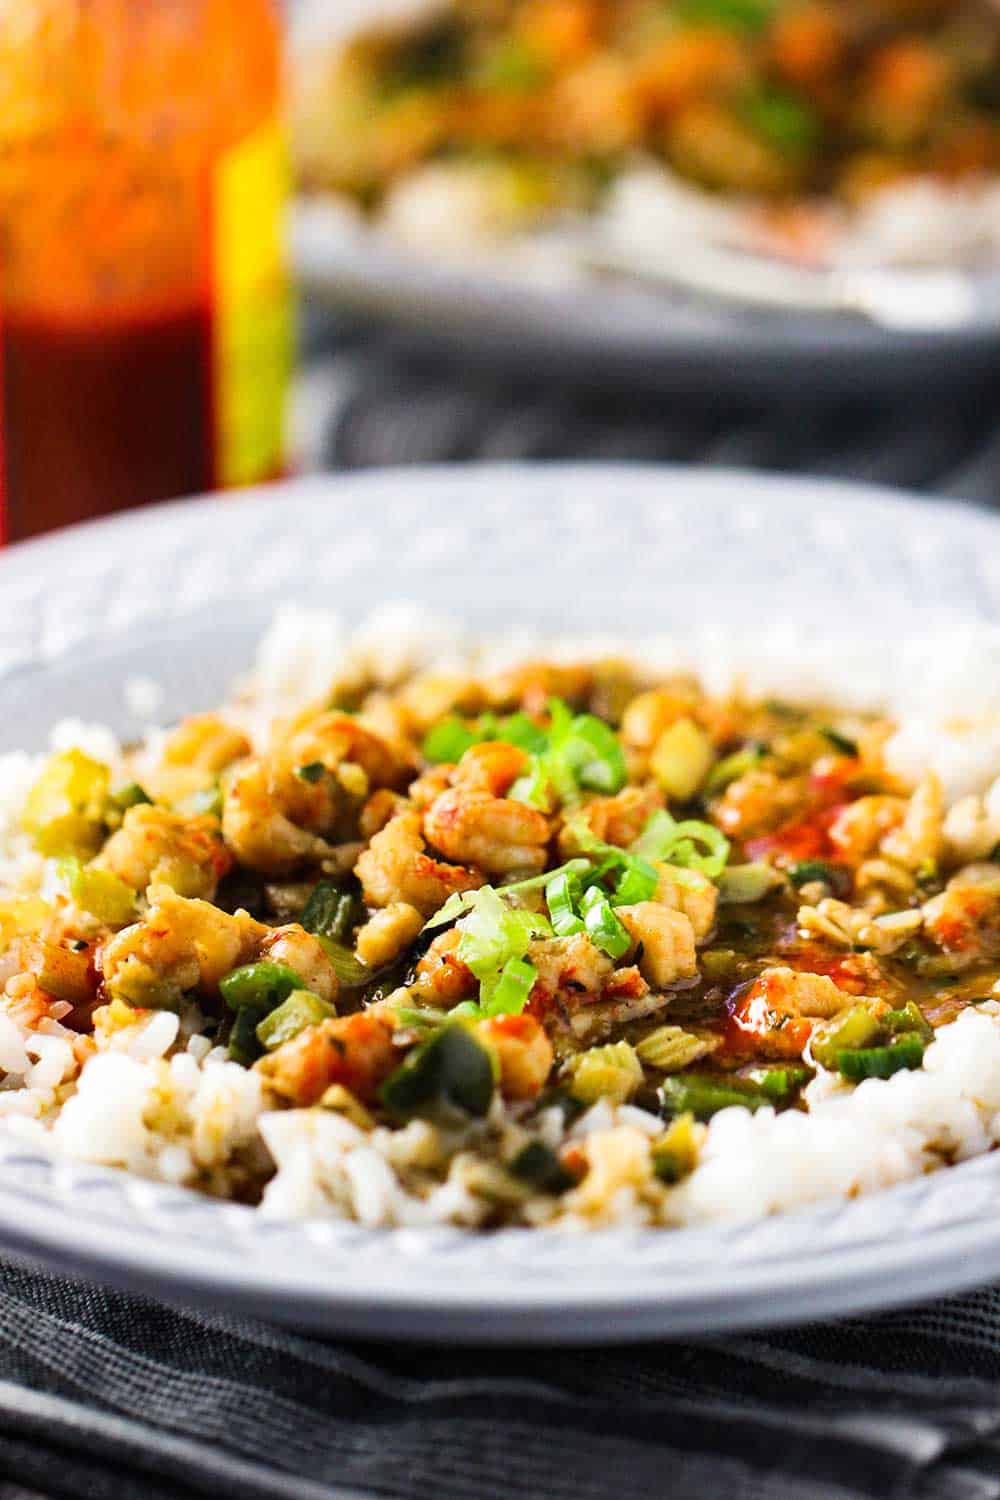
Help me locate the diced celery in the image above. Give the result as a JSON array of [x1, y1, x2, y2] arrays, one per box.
[[22, 750, 111, 858], [650, 718, 714, 801], [718, 863, 783, 904], [651, 1113, 701, 1183], [18, 937, 93, 1006], [65, 860, 137, 927], [567, 1041, 643, 1105], [635, 1025, 717, 1072]]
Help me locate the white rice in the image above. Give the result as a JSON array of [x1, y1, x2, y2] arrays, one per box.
[[3, 606, 1000, 1230], [601, 164, 1000, 272]]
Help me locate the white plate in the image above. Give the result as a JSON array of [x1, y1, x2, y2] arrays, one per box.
[[293, 205, 1000, 397], [5, 464, 1000, 1342]]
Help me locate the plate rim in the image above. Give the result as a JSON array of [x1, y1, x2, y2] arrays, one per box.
[[3, 461, 1000, 1339], [292, 202, 1000, 391]]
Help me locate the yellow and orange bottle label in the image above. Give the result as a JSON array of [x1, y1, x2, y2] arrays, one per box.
[[209, 118, 293, 490]]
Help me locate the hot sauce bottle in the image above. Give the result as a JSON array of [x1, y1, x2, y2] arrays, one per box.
[[0, 0, 291, 542]]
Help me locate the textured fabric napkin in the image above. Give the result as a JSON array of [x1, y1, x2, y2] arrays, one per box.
[[6, 325, 1000, 1500], [295, 315, 1000, 507], [3, 1256, 1000, 1500]]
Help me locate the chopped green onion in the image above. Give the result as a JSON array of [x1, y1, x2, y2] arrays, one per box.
[[613, 859, 659, 906], [583, 894, 631, 959], [256, 989, 336, 1050], [295, 761, 327, 785], [632, 810, 730, 881], [499, 713, 549, 756], [422, 709, 546, 766], [457, 888, 549, 982], [220, 961, 304, 1013], [422, 717, 479, 764], [504, 860, 589, 896], [561, 713, 627, 794], [62, 859, 137, 927], [482, 956, 537, 1017], [545, 869, 585, 936], [579, 883, 605, 916], [424, 888, 483, 931], [301, 880, 359, 944], [380, 1024, 495, 1122], [424, 862, 588, 932], [508, 699, 626, 809], [509, 758, 557, 810]]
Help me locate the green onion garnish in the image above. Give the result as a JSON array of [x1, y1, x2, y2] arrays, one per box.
[[545, 869, 585, 936], [632, 810, 730, 881], [561, 714, 627, 793], [422, 717, 480, 764], [499, 713, 549, 756], [424, 859, 589, 930], [613, 860, 659, 906], [583, 894, 631, 960], [483, 956, 538, 1016]]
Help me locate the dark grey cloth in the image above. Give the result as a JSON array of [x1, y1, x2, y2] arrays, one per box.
[[298, 316, 1000, 506], [8, 324, 1000, 1500], [5, 1257, 1000, 1500]]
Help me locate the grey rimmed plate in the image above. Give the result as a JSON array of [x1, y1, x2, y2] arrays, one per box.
[[4, 464, 1000, 1342], [293, 206, 1000, 398]]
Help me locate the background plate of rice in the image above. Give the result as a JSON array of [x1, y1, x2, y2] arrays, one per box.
[[6, 464, 1000, 1341]]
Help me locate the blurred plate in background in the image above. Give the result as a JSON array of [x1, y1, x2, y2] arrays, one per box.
[[294, 202, 1000, 398]]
